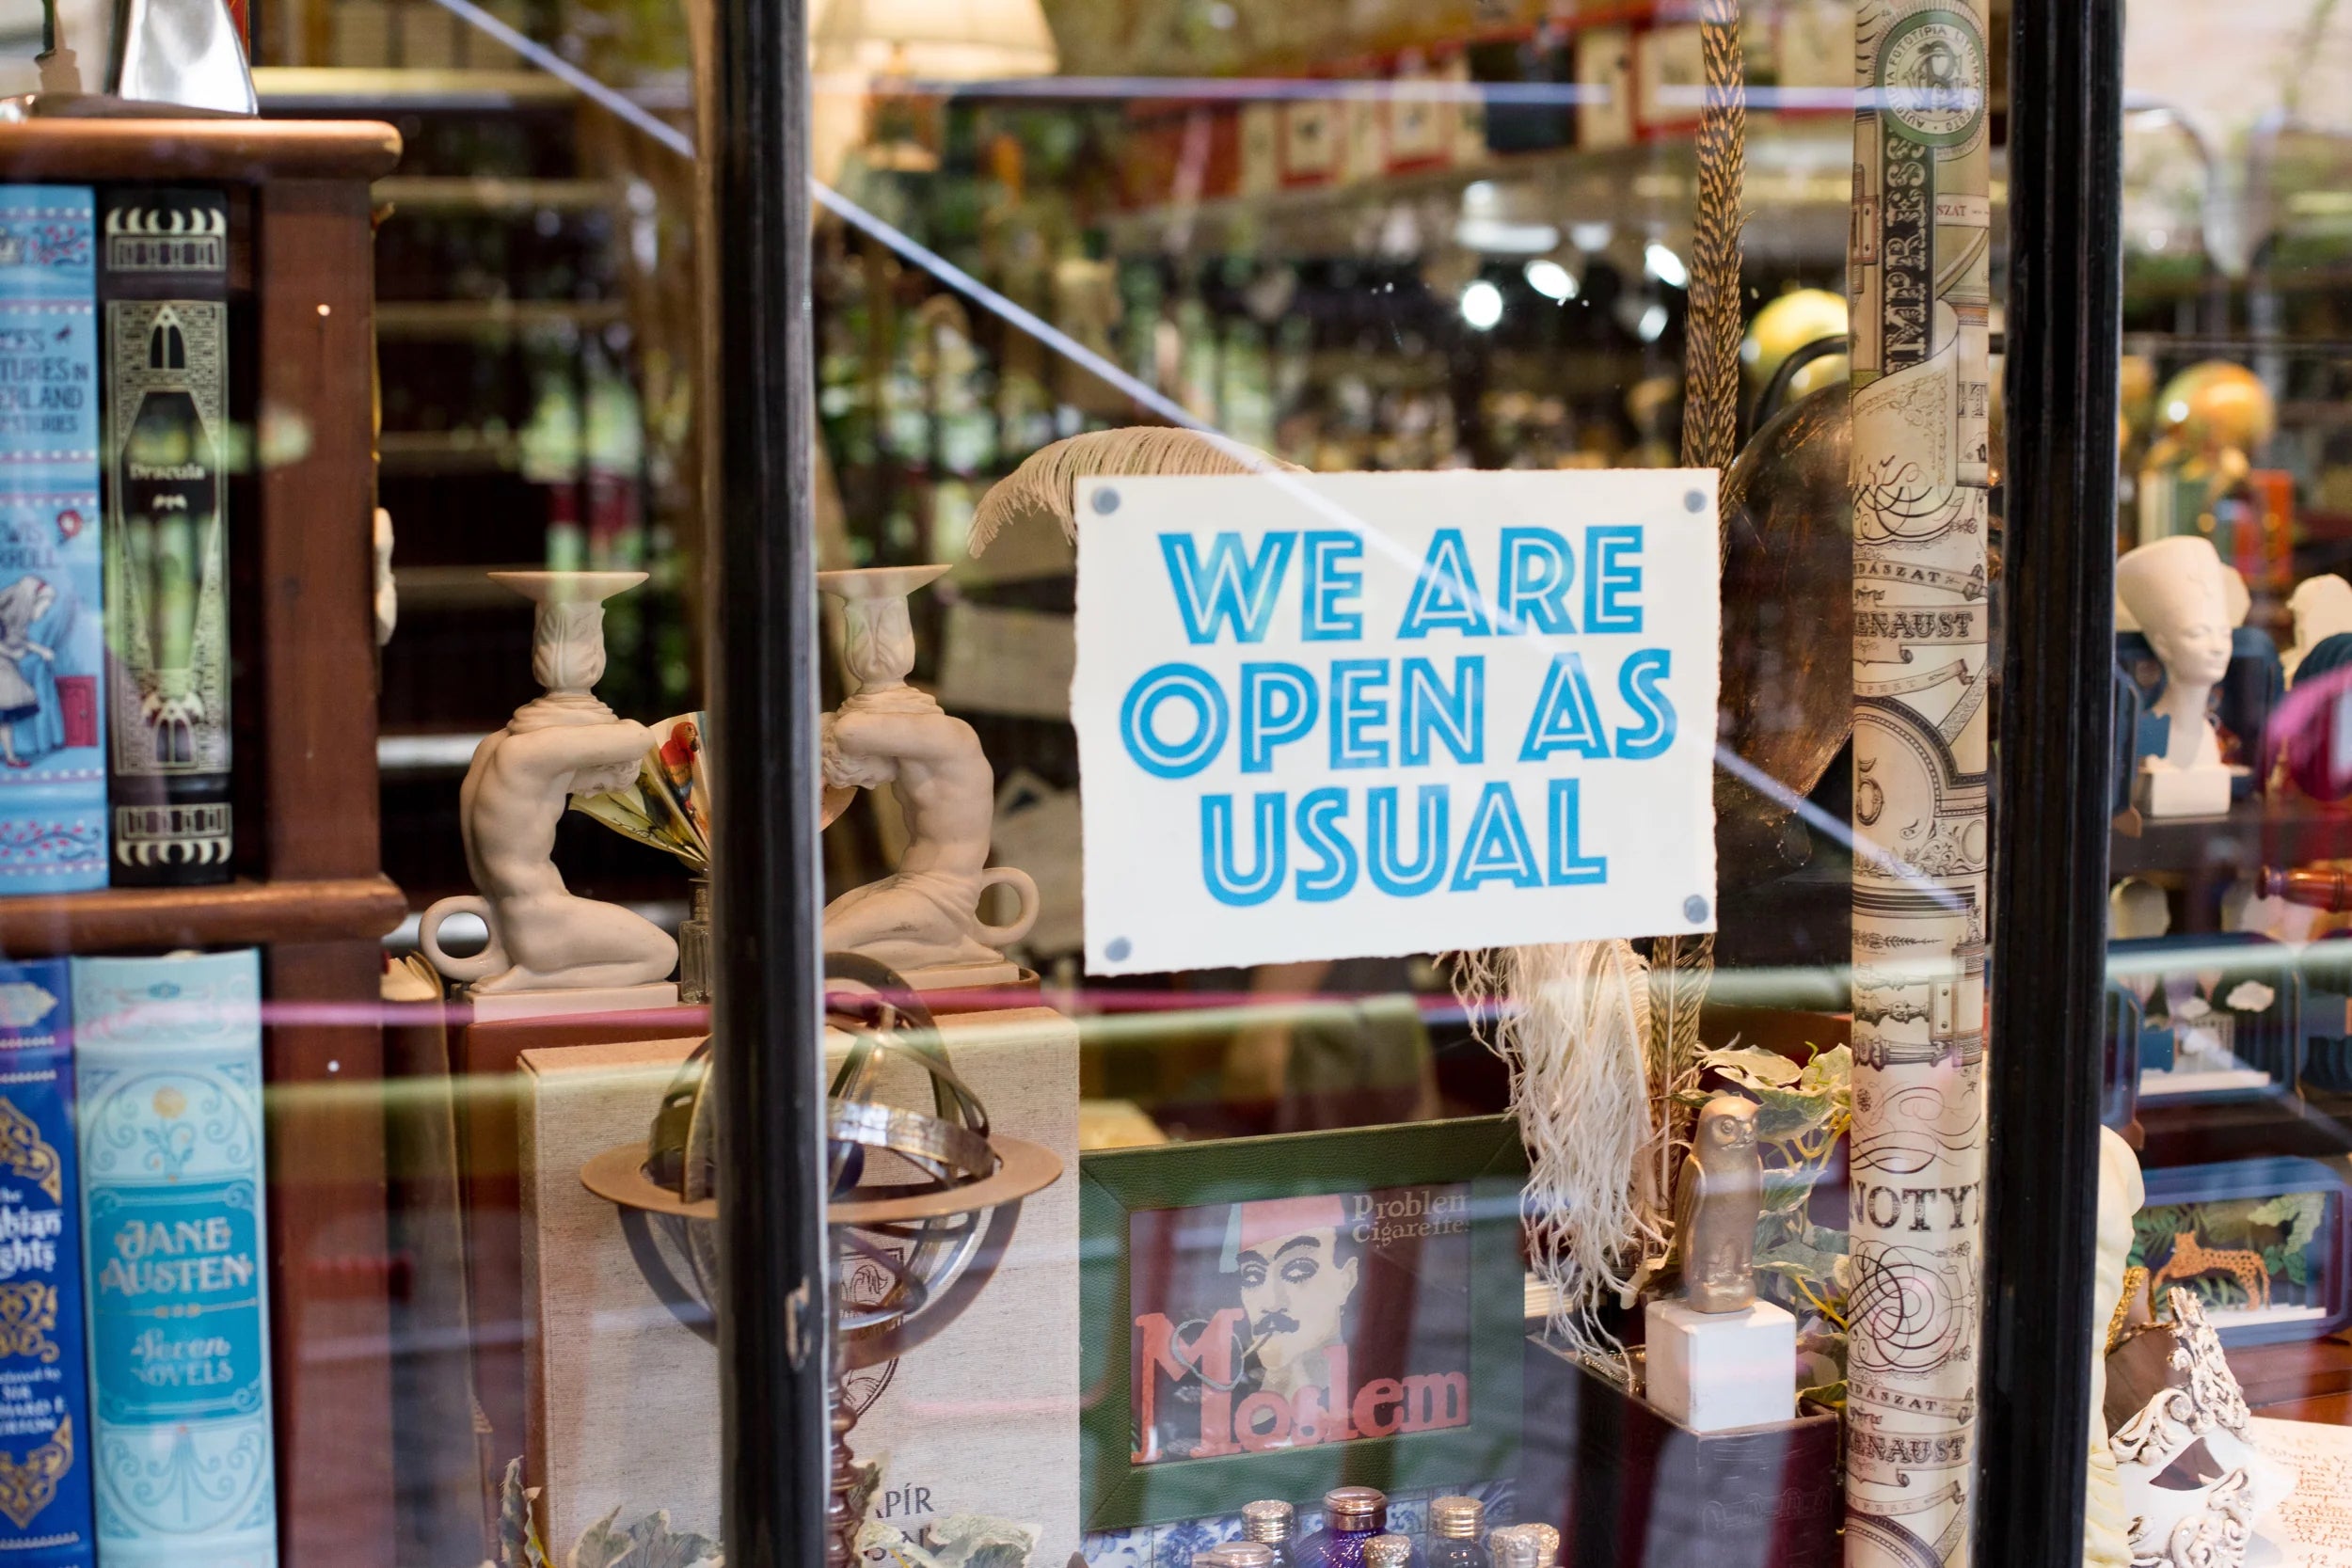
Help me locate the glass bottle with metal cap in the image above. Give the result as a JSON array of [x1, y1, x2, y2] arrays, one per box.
[[1427, 1495, 1489, 1566], [1297, 1486, 1390, 1567], [1240, 1498, 1297, 1568], [1486, 1528, 1535, 1568], [1207, 1545, 1279, 1568], [1518, 1524, 1560, 1568]]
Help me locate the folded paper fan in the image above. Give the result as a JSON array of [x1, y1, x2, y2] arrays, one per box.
[[572, 711, 711, 871]]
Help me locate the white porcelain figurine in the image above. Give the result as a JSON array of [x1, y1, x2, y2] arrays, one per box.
[[819, 564, 1038, 983], [2117, 536, 2242, 818], [419, 572, 679, 1005], [2085, 1127, 2144, 1568], [2284, 573, 2352, 685]]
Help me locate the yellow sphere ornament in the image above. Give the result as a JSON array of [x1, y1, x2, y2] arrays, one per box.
[[2153, 360, 2276, 453], [1743, 287, 1850, 404]]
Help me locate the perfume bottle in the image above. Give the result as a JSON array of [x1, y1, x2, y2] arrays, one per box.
[[1209, 1547, 1279, 1568], [1298, 1488, 1390, 1567], [1241, 1499, 1298, 1568], [1487, 1528, 1535, 1568], [1428, 1496, 1489, 1567]]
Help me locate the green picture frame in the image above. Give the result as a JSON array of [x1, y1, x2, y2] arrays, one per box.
[[1079, 1115, 1527, 1530]]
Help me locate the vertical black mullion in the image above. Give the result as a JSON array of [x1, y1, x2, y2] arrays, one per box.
[[709, 0, 827, 1559], [1979, 0, 2122, 1558]]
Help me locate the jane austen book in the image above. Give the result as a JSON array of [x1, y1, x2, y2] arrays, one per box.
[[72, 951, 273, 1567], [0, 958, 94, 1566], [99, 189, 231, 885], [0, 186, 107, 894]]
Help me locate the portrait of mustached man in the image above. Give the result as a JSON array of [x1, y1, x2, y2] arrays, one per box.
[[1229, 1195, 1361, 1406]]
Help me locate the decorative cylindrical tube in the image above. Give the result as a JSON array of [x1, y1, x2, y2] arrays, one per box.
[[2262, 865, 2352, 911], [1845, 2, 1994, 1564]]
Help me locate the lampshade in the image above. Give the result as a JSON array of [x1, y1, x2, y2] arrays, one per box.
[[811, 0, 1058, 80]]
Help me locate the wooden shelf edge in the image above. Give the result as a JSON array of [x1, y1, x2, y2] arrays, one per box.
[[0, 118, 402, 182], [0, 875, 405, 957]]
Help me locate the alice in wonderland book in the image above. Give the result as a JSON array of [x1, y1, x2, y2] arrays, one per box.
[[0, 186, 106, 894]]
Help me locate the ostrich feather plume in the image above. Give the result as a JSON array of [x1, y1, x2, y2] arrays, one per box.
[[1455, 939, 1658, 1370], [967, 427, 1305, 555]]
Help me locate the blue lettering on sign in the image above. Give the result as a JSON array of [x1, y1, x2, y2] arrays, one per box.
[[1120, 516, 1680, 916], [1615, 649, 1677, 759], [1121, 663, 1229, 778], [1399, 657, 1484, 766], [1584, 525, 1644, 633], [1519, 652, 1611, 761], [1396, 529, 1493, 639], [1160, 531, 1297, 643], [1294, 787, 1359, 901], [1201, 793, 1286, 905], [1546, 779, 1609, 884], [1451, 781, 1543, 890], [1240, 662, 1319, 772], [1300, 531, 1365, 641], [1329, 659, 1391, 768], [1368, 785, 1449, 895], [1496, 528, 1576, 633]]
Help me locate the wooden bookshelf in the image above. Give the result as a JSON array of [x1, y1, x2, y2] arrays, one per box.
[[0, 118, 405, 1568], [0, 875, 405, 954]]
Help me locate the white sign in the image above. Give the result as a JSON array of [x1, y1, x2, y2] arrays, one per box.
[[1072, 470, 1720, 975]]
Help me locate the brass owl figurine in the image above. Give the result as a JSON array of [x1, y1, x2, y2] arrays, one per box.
[[1676, 1095, 1763, 1313]]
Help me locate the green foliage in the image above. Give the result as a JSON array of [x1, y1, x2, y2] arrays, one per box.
[[490, 1456, 723, 1568], [567, 1510, 723, 1568], [2249, 1192, 2326, 1255], [495, 1458, 550, 1568], [859, 1515, 1040, 1568]]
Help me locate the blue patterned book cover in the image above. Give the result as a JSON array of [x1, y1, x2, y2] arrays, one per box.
[[0, 958, 92, 1566], [71, 951, 271, 1568], [0, 188, 104, 893]]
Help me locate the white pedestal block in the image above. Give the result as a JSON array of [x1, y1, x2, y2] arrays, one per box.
[[520, 1006, 1080, 1562], [466, 980, 680, 1022], [1644, 1298, 1796, 1433], [2136, 762, 2233, 819]]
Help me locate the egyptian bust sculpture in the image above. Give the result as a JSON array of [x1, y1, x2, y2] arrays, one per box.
[[818, 565, 1038, 978], [420, 572, 678, 994], [2117, 536, 2239, 818], [1676, 1095, 1762, 1313]]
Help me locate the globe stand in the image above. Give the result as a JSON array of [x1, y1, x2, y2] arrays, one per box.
[[579, 958, 1061, 1566]]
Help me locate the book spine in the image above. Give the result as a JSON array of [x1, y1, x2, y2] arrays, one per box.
[[0, 958, 94, 1567], [71, 951, 273, 1568], [0, 188, 106, 895], [98, 189, 232, 887]]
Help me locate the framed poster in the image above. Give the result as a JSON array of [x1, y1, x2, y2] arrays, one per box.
[[1079, 1116, 1525, 1529]]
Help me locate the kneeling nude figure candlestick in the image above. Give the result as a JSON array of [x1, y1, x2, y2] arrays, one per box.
[[818, 564, 1039, 981], [419, 570, 679, 999]]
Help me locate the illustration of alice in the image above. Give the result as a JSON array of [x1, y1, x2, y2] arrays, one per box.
[[0, 576, 60, 769]]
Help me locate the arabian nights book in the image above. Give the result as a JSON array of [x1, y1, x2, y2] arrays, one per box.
[[72, 951, 273, 1568], [99, 188, 231, 886], [0, 958, 94, 1566], [0, 186, 107, 894]]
